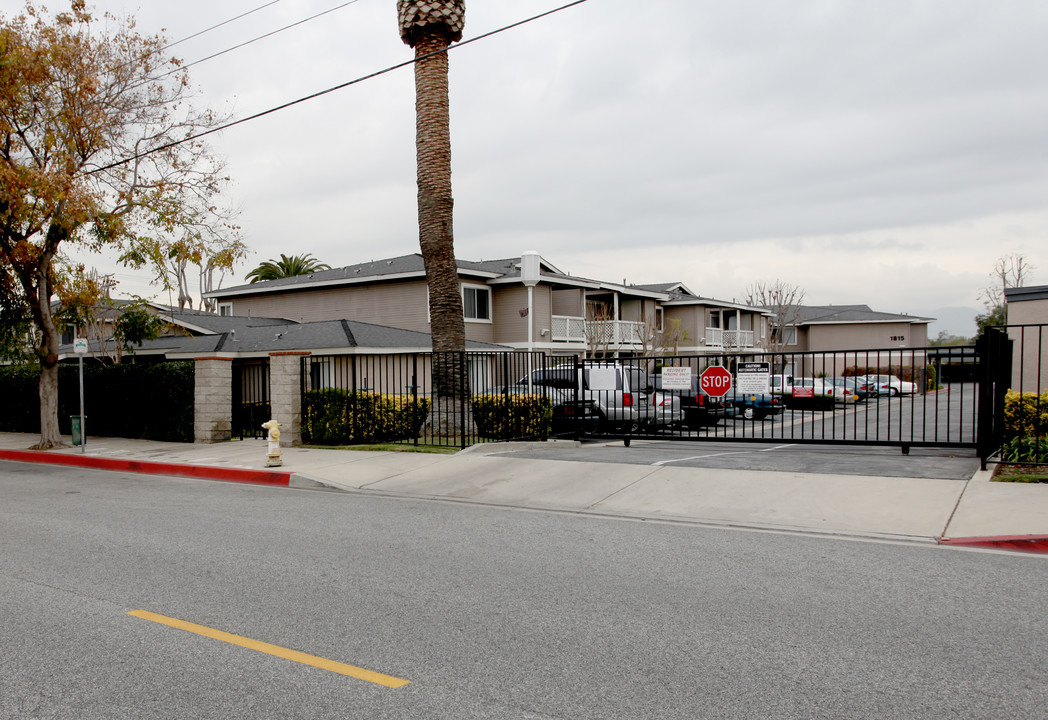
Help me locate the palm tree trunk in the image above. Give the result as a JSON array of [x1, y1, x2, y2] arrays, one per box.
[[413, 33, 464, 356], [412, 32, 470, 439]]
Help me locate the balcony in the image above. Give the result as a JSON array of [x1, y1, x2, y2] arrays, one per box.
[[706, 328, 755, 348], [551, 315, 647, 346]]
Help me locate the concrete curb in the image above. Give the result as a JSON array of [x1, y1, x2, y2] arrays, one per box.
[[937, 535, 1048, 555], [0, 449, 292, 487]]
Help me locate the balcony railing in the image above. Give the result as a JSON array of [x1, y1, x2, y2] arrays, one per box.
[[706, 328, 755, 348], [552, 315, 587, 342], [551, 316, 647, 346]]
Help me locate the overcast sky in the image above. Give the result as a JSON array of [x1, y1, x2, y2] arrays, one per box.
[[7, 0, 1048, 336]]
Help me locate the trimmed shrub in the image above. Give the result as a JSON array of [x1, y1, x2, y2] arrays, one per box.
[[471, 393, 552, 440], [1002, 390, 1048, 464], [1003, 390, 1048, 440], [302, 389, 430, 445]]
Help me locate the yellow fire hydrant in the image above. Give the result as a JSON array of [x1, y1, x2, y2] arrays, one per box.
[[261, 420, 282, 467]]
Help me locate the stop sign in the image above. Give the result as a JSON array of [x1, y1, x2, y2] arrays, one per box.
[[700, 366, 733, 397]]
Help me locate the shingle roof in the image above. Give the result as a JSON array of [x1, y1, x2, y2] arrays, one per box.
[[788, 305, 933, 324], [57, 315, 508, 359]]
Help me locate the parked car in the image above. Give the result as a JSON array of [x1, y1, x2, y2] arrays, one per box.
[[862, 374, 917, 396], [723, 388, 784, 420], [652, 374, 731, 429], [519, 363, 682, 430], [849, 376, 879, 398], [792, 377, 835, 397], [826, 377, 868, 403]]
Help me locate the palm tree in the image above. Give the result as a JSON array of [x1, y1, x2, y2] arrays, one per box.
[[246, 253, 331, 283], [398, 0, 469, 436], [398, 0, 466, 354]]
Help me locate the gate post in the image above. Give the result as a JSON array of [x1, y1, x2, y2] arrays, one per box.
[[976, 327, 1012, 469], [194, 356, 233, 443], [269, 352, 310, 447]]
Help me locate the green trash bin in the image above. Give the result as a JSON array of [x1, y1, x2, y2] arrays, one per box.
[[71, 415, 83, 446]]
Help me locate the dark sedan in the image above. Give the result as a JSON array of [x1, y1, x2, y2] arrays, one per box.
[[723, 388, 784, 420]]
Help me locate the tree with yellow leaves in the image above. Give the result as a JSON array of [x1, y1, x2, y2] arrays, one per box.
[[0, 1, 242, 448]]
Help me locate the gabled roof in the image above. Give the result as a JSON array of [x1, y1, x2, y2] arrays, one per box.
[[787, 304, 934, 325], [632, 283, 768, 313]]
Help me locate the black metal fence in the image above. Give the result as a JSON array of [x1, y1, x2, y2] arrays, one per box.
[[294, 331, 1044, 464], [989, 324, 1047, 466], [300, 351, 559, 448], [573, 345, 980, 453]]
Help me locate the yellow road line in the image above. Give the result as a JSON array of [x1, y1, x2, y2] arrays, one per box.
[[127, 610, 410, 689]]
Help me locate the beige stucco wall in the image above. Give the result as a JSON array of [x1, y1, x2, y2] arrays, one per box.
[[492, 284, 551, 346], [552, 288, 583, 317], [1007, 297, 1048, 392], [225, 281, 432, 331], [806, 322, 930, 351]]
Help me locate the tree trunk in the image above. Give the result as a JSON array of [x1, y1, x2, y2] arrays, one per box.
[[413, 33, 464, 357], [412, 32, 470, 438], [28, 233, 66, 449]]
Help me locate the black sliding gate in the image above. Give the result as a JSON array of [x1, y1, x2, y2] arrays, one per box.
[[296, 327, 1038, 466]]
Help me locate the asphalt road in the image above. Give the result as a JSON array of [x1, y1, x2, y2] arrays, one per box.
[[2, 462, 1045, 719]]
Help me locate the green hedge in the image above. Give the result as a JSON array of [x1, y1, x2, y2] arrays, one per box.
[[0, 362, 194, 442], [301, 390, 554, 444], [302, 389, 430, 445], [471, 393, 552, 440]]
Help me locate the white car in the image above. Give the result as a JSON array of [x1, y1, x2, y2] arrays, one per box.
[[864, 374, 917, 396]]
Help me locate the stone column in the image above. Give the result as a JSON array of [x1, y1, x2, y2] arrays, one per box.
[[269, 352, 310, 447], [194, 357, 233, 443]]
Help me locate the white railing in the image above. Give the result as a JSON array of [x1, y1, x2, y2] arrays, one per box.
[[552, 315, 587, 342], [587, 320, 647, 347], [706, 328, 755, 348], [552, 316, 648, 347]]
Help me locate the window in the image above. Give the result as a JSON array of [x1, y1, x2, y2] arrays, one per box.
[[218, 302, 233, 317], [655, 307, 664, 333], [462, 285, 491, 322], [771, 326, 797, 345]]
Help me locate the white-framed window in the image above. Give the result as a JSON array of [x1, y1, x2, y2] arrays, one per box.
[[462, 284, 491, 323], [655, 307, 664, 333], [218, 302, 233, 317]]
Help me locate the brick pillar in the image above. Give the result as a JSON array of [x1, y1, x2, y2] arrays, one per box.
[[194, 357, 233, 443], [269, 352, 310, 447]]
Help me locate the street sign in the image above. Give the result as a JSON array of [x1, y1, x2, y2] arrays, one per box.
[[700, 366, 732, 397], [736, 362, 771, 394], [660, 366, 692, 390], [74, 337, 88, 354]]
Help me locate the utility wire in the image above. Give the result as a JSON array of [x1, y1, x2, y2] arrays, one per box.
[[161, 0, 286, 52], [149, 0, 363, 84], [89, 0, 588, 175]]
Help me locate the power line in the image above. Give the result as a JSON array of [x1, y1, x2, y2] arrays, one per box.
[[162, 0, 286, 52], [89, 0, 588, 176], [150, 0, 364, 83]]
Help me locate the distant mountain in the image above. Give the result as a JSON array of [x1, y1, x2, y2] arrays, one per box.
[[922, 306, 979, 340]]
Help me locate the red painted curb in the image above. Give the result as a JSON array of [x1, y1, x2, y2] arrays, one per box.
[[938, 536, 1048, 555], [0, 449, 291, 487]]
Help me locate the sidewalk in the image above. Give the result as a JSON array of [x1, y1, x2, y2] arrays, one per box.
[[2, 432, 1047, 554]]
